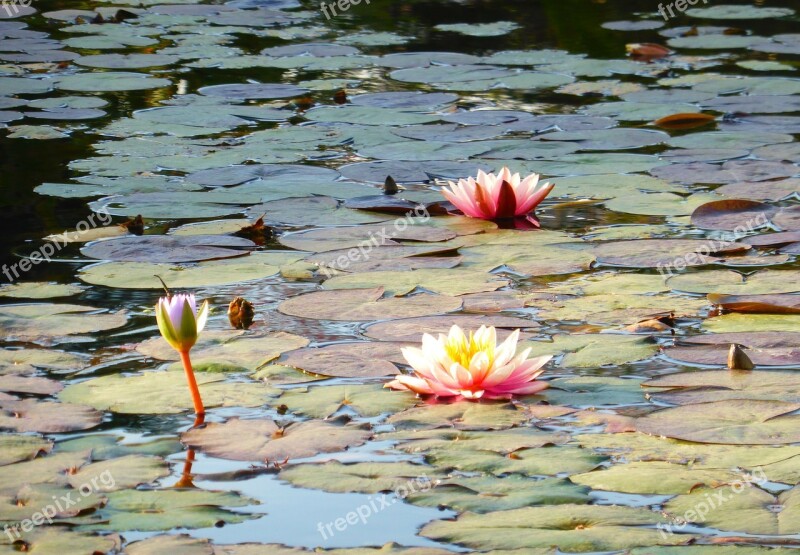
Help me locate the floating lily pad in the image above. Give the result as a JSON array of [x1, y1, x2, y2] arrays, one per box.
[[409, 475, 588, 513], [667, 270, 800, 295], [435, 22, 520, 37], [182, 417, 372, 461], [0, 434, 52, 466], [56, 72, 171, 92], [686, 5, 795, 19], [278, 287, 462, 321], [644, 370, 800, 405], [79, 252, 298, 289], [278, 383, 416, 418], [572, 461, 744, 495], [363, 314, 537, 342], [420, 504, 682, 551], [282, 343, 401, 378], [387, 402, 529, 431], [0, 304, 126, 344], [59, 371, 279, 414], [523, 335, 659, 368], [80, 235, 254, 263], [0, 399, 101, 433], [78, 489, 256, 532], [636, 400, 800, 444], [0, 282, 85, 299], [279, 461, 434, 493], [664, 485, 800, 535]]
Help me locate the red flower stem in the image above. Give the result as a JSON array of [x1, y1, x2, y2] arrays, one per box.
[[180, 350, 205, 416]]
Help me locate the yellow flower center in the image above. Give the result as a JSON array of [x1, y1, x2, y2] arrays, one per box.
[[444, 331, 495, 370]]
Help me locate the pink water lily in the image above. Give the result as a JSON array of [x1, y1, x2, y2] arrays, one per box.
[[441, 167, 554, 222], [386, 325, 550, 400]]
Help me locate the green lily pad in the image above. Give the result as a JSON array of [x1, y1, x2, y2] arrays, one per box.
[[0, 282, 85, 299], [59, 371, 279, 414], [435, 21, 520, 37], [522, 335, 659, 368], [138, 330, 309, 370], [0, 528, 117, 555], [571, 461, 744, 495], [278, 461, 436, 493], [644, 370, 800, 404], [79, 252, 299, 289], [56, 72, 171, 92], [0, 434, 52, 466], [686, 5, 794, 19], [0, 304, 126, 344], [323, 269, 509, 297], [387, 402, 529, 431], [665, 485, 800, 535], [408, 475, 589, 513], [77, 489, 256, 532], [278, 384, 417, 418], [420, 504, 684, 551], [278, 287, 462, 321], [636, 400, 800, 445], [426, 444, 605, 477]]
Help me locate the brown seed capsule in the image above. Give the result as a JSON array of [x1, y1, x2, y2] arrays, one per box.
[[228, 297, 255, 330], [727, 343, 754, 371], [121, 214, 144, 235]]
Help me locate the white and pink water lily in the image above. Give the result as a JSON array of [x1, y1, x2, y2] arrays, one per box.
[[441, 167, 554, 222], [386, 325, 550, 400], [156, 293, 209, 354], [155, 293, 209, 416]]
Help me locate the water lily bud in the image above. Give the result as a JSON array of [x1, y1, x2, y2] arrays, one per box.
[[156, 293, 209, 353]]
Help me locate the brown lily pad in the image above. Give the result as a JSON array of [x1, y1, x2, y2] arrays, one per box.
[[80, 235, 254, 263], [282, 342, 403, 378], [742, 231, 800, 248], [279, 223, 457, 252], [774, 206, 800, 230], [0, 399, 102, 433], [278, 287, 462, 321], [0, 375, 63, 395], [644, 370, 800, 405], [182, 417, 372, 462], [363, 314, 538, 342], [690, 199, 776, 231], [708, 293, 800, 314], [592, 239, 748, 268], [715, 178, 800, 201], [666, 331, 800, 366]]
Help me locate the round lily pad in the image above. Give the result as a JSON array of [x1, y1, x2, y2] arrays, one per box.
[[80, 234, 254, 263], [637, 400, 800, 444], [182, 417, 372, 461]]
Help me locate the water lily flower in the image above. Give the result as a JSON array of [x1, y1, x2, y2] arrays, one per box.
[[386, 325, 550, 400], [441, 167, 554, 222], [156, 293, 209, 416]]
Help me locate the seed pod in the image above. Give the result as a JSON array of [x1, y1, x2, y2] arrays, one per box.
[[727, 343, 754, 371], [228, 297, 255, 330]]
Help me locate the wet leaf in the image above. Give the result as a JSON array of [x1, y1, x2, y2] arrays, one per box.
[[182, 417, 372, 461], [636, 400, 800, 444], [278, 287, 462, 321]]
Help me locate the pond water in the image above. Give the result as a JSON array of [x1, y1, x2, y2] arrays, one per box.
[[1, 0, 800, 553]]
